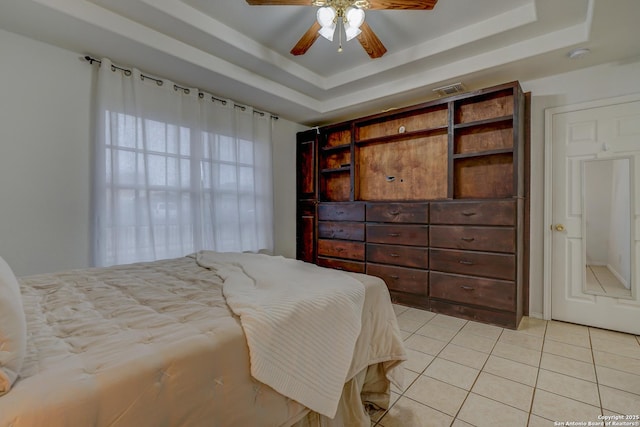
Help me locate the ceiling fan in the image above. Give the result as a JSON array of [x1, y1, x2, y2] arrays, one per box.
[[245, 0, 438, 59]]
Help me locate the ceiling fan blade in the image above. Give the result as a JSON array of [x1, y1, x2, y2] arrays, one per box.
[[246, 0, 313, 5], [291, 21, 322, 56], [365, 0, 437, 10], [357, 22, 387, 58]]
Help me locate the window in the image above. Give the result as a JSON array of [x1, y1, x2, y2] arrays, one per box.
[[93, 60, 273, 267]]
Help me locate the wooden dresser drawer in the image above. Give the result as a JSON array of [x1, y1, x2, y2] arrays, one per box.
[[429, 271, 515, 311], [317, 239, 365, 260], [367, 243, 429, 268], [430, 225, 515, 253], [318, 222, 365, 241], [317, 257, 365, 273], [430, 248, 515, 280], [429, 300, 518, 329], [366, 263, 429, 296], [366, 202, 429, 223], [318, 203, 365, 221], [366, 224, 428, 246], [430, 200, 516, 225]]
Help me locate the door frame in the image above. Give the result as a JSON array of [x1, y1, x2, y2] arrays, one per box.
[[543, 92, 640, 320]]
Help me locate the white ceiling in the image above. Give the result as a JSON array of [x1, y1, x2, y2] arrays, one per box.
[[1, 0, 639, 125]]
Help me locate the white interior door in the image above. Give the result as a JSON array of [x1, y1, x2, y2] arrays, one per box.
[[545, 95, 640, 335]]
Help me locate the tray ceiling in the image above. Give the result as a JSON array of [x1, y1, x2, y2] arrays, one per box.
[[1, 0, 639, 125]]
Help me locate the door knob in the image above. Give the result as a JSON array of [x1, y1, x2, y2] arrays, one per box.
[[554, 224, 565, 232]]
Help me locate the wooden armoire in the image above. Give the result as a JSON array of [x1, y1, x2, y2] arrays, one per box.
[[296, 81, 529, 329]]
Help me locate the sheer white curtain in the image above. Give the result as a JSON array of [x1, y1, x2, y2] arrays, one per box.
[[92, 58, 274, 267]]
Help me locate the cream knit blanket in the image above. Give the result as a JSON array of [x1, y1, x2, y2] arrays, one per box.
[[195, 251, 365, 419]]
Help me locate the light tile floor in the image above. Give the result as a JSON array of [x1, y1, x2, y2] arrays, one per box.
[[372, 305, 640, 427]]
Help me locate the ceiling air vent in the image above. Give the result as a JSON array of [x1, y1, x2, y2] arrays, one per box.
[[433, 82, 465, 97]]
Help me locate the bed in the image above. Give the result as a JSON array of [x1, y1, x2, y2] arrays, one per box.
[[0, 251, 406, 427]]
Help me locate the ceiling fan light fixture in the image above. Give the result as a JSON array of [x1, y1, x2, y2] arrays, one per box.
[[317, 6, 337, 40], [317, 6, 336, 27], [344, 6, 364, 41], [346, 6, 365, 28], [344, 24, 362, 41], [318, 24, 336, 41]]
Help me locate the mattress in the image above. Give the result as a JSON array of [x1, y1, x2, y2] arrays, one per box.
[[0, 254, 406, 427]]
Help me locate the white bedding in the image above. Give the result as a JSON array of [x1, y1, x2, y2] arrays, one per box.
[[0, 254, 406, 427], [195, 251, 366, 418]]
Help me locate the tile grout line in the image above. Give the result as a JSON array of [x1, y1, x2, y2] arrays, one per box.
[[588, 327, 606, 417], [378, 312, 452, 426], [389, 312, 473, 426], [526, 318, 548, 426], [447, 320, 505, 426]]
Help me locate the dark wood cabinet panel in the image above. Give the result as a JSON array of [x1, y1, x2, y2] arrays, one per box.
[[318, 221, 365, 241], [366, 263, 429, 295], [296, 204, 316, 263], [366, 224, 429, 246], [430, 299, 518, 329], [296, 130, 318, 264], [357, 135, 448, 201], [296, 130, 317, 199], [318, 202, 365, 221], [317, 257, 365, 273], [367, 243, 429, 269], [366, 202, 429, 223], [454, 153, 514, 198], [455, 89, 514, 124], [355, 106, 448, 141], [296, 81, 527, 330], [454, 121, 513, 155], [430, 225, 515, 253], [317, 239, 365, 261], [430, 248, 515, 281], [430, 271, 515, 311], [430, 200, 516, 225]]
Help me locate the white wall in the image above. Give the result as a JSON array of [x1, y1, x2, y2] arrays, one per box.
[[0, 28, 306, 276], [0, 29, 93, 276], [272, 119, 309, 258], [521, 58, 640, 316]]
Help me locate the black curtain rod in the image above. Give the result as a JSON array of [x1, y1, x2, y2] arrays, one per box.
[[84, 56, 278, 120]]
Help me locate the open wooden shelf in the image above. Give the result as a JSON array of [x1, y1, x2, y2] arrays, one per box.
[[355, 126, 448, 147]]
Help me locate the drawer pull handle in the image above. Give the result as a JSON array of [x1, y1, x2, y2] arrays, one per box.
[[388, 233, 400, 237], [461, 237, 475, 242], [338, 229, 344, 233], [386, 176, 396, 182], [389, 253, 400, 257], [389, 210, 400, 216], [461, 211, 476, 217], [336, 247, 344, 252], [460, 286, 475, 291], [389, 275, 400, 280], [336, 211, 344, 215], [459, 260, 474, 265]]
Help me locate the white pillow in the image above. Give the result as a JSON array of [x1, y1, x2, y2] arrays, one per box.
[[0, 256, 27, 395]]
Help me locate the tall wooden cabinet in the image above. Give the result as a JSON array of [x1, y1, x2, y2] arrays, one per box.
[[296, 81, 528, 329]]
